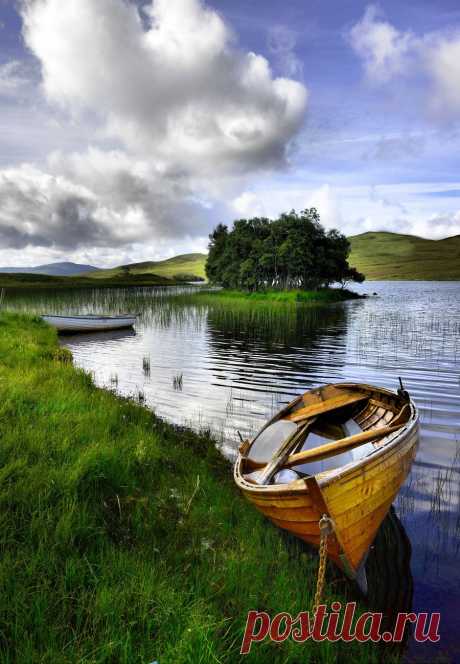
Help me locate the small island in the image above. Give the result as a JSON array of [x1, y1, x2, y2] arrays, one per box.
[[201, 208, 364, 304]]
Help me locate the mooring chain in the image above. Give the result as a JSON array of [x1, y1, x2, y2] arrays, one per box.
[[312, 514, 334, 615]]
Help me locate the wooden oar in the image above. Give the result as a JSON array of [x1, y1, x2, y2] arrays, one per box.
[[284, 422, 403, 468]]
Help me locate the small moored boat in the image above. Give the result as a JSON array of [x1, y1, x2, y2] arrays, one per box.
[[41, 314, 137, 333], [234, 381, 419, 588]]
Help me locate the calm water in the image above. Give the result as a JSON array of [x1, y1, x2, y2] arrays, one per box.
[[6, 282, 460, 661]]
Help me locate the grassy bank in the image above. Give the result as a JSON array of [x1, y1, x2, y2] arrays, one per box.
[[184, 288, 363, 306], [0, 314, 381, 663]]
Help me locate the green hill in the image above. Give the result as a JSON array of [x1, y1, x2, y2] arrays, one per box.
[[84, 235, 460, 283], [349, 232, 460, 280], [7, 235, 457, 290], [85, 253, 207, 281]]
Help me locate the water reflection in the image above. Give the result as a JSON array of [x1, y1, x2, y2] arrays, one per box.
[[4, 280, 460, 661], [63, 328, 137, 344], [205, 303, 349, 394], [366, 508, 413, 651]]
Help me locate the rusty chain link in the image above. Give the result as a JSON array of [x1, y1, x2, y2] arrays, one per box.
[[312, 514, 333, 615]]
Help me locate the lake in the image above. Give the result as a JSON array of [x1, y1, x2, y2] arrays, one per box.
[[5, 281, 460, 661]]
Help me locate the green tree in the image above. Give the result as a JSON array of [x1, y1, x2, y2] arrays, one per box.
[[205, 208, 364, 291]]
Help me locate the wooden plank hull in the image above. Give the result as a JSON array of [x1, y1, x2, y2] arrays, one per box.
[[234, 382, 419, 578], [42, 315, 137, 333]]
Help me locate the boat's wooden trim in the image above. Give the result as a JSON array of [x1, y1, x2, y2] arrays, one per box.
[[286, 392, 368, 422], [319, 425, 418, 570]]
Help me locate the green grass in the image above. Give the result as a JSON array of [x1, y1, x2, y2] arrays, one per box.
[[0, 313, 383, 663], [184, 288, 363, 306], [84, 253, 207, 281], [349, 231, 460, 280], [0, 272, 177, 290]]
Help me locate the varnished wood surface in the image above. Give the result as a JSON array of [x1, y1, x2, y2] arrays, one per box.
[[234, 382, 419, 577]]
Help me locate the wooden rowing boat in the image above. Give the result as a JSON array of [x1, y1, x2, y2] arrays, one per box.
[[234, 382, 419, 589], [41, 314, 137, 333]]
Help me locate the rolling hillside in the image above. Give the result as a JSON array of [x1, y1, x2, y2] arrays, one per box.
[[3, 234, 457, 289], [84, 235, 460, 282], [0, 261, 100, 276], [349, 232, 460, 280], [85, 253, 207, 281]]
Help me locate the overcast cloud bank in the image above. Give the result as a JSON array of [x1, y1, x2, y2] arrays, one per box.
[[0, 0, 307, 264], [0, 1, 458, 266]]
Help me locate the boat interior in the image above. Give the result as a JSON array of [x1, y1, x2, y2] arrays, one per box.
[[240, 384, 412, 486]]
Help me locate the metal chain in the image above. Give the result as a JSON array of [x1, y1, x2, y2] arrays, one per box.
[[312, 514, 333, 615]]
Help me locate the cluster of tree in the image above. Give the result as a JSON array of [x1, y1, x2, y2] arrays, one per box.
[[205, 208, 365, 290]]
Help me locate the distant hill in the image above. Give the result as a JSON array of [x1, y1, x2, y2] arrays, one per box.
[[2, 233, 457, 285], [349, 232, 460, 280], [0, 261, 100, 276], [84, 253, 207, 281]]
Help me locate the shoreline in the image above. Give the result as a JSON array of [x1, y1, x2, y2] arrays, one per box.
[[182, 287, 365, 306], [0, 312, 380, 663]]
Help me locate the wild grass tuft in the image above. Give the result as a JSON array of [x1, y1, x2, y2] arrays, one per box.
[[142, 355, 151, 376], [173, 372, 183, 390]]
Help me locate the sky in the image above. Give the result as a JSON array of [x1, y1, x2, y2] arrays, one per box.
[[1, 0, 460, 267]]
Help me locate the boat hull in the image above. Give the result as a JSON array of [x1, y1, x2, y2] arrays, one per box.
[[234, 383, 419, 578], [42, 315, 137, 333]]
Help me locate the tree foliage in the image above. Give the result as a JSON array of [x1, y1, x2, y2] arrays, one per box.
[[205, 208, 365, 290]]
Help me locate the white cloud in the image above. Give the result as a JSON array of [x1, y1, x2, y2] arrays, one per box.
[[426, 37, 460, 116], [0, 164, 111, 249], [349, 5, 460, 118], [0, 150, 223, 256], [231, 179, 460, 239], [232, 183, 343, 230], [416, 210, 460, 239], [22, 0, 307, 174], [267, 25, 303, 78], [307, 184, 343, 229], [233, 191, 267, 218], [348, 5, 414, 82], [0, 0, 308, 263], [0, 60, 35, 98]]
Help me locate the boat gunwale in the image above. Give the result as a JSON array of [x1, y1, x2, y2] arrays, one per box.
[[233, 383, 419, 495], [42, 314, 138, 320]]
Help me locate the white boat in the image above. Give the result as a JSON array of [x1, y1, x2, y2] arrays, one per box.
[[41, 314, 137, 333]]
